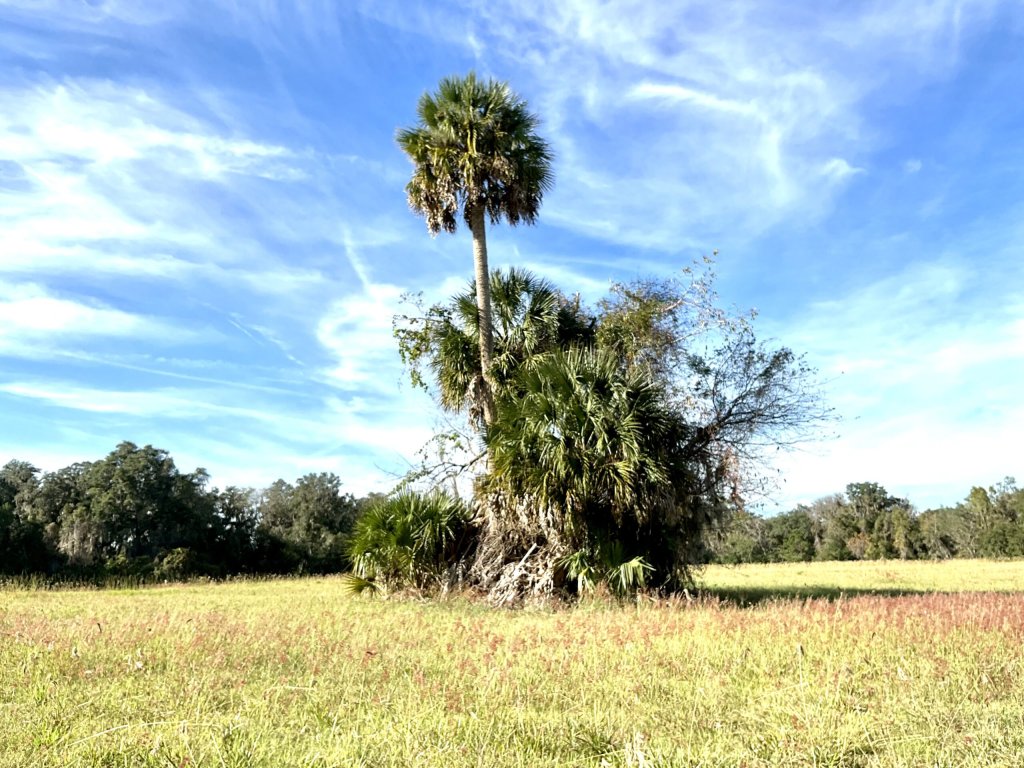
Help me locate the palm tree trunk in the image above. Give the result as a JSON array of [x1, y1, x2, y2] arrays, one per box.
[[470, 205, 497, 426]]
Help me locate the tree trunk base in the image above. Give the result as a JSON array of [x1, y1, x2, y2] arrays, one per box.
[[469, 490, 571, 604]]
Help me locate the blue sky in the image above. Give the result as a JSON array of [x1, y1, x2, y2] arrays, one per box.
[[1, 0, 1022, 511]]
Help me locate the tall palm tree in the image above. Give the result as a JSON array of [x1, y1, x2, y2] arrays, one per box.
[[397, 73, 553, 425]]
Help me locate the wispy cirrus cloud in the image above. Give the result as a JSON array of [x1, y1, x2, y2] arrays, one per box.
[[0, 79, 316, 297], [0, 373, 436, 488], [0, 282, 195, 357], [393, 0, 1015, 256], [317, 282, 408, 389]]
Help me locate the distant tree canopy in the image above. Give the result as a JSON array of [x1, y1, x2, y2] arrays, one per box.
[[0, 442, 365, 580], [709, 478, 1024, 564]]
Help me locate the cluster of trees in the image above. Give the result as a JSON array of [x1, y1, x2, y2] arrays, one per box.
[[373, 72, 828, 601], [0, 442, 371, 579], [711, 479, 1024, 564]]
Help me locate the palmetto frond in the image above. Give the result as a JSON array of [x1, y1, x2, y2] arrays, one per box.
[[346, 491, 475, 591], [487, 347, 680, 535], [424, 268, 592, 422]]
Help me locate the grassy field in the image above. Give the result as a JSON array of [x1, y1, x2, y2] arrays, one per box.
[[2, 560, 1023, 767], [698, 558, 1024, 602]]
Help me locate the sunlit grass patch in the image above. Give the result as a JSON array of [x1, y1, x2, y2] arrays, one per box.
[[698, 557, 1024, 602]]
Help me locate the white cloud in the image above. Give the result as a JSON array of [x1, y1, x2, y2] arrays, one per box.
[[515, 259, 612, 302], [0, 74, 417, 340], [627, 82, 760, 118], [0, 282, 188, 356], [0, 0, 180, 26], [0, 80, 307, 285], [317, 282, 406, 388], [821, 157, 864, 181], [771, 400, 1024, 511], [0, 81, 295, 177], [0, 283, 140, 334], [0, 379, 436, 495]]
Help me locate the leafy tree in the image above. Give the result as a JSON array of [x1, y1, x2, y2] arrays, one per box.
[[35, 463, 93, 566], [917, 505, 964, 559], [990, 477, 1023, 522], [1, 460, 39, 510], [597, 270, 829, 507], [961, 486, 1000, 555], [595, 263, 732, 383], [778, 494, 855, 562], [964, 479, 1024, 557], [26, 443, 217, 574], [764, 509, 816, 562], [841, 482, 916, 560], [31, 463, 88, 527], [256, 473, 357, 572], [397, 73, 553, 425], [0, 460, 49, 573], [77, 442, 215, 564], [710, 507, 770, 564], [883, 502, 920, 560], [977, 521, 1024, 558], [209, 486, 259, 573]]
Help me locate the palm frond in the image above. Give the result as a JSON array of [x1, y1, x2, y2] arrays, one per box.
[[397, 72, 552, 235], [346, 490, 475, 592]]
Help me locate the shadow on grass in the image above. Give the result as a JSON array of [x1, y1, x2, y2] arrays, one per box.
[[698, 584, 934, 607]]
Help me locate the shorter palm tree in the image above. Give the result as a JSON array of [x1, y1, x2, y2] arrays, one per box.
[[482, 347, 709, 591]]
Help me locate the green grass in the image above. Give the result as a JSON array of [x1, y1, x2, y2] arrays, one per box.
[[698, 558, 1024, 604], [2, 560, 1023, 766]]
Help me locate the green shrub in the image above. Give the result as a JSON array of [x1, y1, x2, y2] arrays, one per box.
[[345, 490, 476, 593]]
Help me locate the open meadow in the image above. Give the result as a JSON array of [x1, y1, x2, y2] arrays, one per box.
[[3, 559, 1024, 767]]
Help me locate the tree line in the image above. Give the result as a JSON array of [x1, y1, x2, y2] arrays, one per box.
[[3, 442, 1018, 582], [0, 442, 377, 580], [710, 479, 1024, 564]]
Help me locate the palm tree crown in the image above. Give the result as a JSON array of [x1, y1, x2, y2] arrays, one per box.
[[396, 72, 553, 234]]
